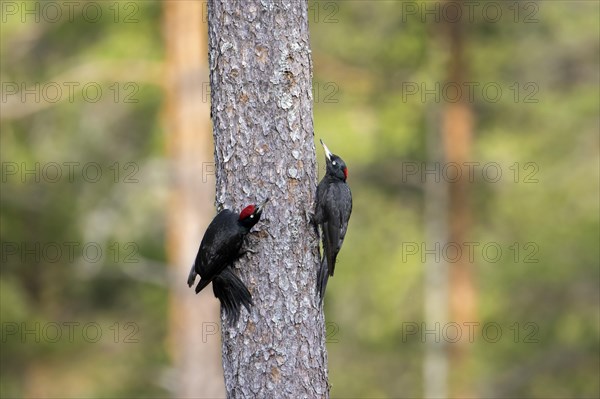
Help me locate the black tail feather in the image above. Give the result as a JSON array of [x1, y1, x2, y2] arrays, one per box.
[[212, 268, 253, 324], [187, 264, 197, 287], [317, 258, 330, 305], [194, 277, 211, 294]]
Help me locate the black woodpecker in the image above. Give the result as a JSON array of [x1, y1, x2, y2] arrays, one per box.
[[315, 139, 352, 303], [187, 198, 268, 322]]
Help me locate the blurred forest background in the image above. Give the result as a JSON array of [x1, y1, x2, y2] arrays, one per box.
[[1, 1, 598, 398]]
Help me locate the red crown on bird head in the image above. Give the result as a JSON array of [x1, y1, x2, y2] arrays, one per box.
[[239, 205, 256, 220]]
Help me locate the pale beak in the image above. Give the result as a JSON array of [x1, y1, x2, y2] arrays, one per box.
[[256, 197, 269, 214], [320, 139, 333, 161]]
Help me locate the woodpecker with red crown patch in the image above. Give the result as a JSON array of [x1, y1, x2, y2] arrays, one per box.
[[187, 198, 268, 322], [315, 139, 352, 303]]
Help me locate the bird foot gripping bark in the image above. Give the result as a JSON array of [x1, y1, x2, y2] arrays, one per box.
[[239, 247, 257, 255], [307, 211, 323, 241]]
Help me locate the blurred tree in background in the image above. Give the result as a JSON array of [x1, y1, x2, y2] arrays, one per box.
[[1, 1, 167, 397], [1, 1, 598, 398], [163, 1, 223, 397]]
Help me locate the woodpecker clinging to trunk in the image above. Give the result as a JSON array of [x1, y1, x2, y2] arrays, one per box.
[[187, 198, 268, 322], [314, 139, 352, 303]]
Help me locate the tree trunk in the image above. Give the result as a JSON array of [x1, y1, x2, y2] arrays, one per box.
[[441, 1, 477, 396], [207, 1, 329, 398], [164, 2, 225, 397]]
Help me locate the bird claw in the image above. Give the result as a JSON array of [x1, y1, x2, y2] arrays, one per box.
[[308, 212, 320, 238], [240, 247, 257, 256]]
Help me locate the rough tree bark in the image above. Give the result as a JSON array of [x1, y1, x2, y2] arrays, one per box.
[[164, 2, 225, 397], [207, 1, 329, 397]]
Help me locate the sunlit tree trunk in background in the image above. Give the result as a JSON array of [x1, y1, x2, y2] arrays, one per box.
[[208, 1, 329, 397], [441, 1, 477, 397], [164, 2, 225, 398]]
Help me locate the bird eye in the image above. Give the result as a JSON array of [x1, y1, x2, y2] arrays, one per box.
[[332, 161, 337, 166], [250, 215, 254, 218]]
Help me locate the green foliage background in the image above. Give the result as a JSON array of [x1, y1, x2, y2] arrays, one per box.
[[1, 1, 598, 398]]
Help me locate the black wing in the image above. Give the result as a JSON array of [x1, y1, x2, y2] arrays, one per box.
[[323, 182, 352, 277], [193, 210, 243, 293], [336, 183, 352, 255]]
